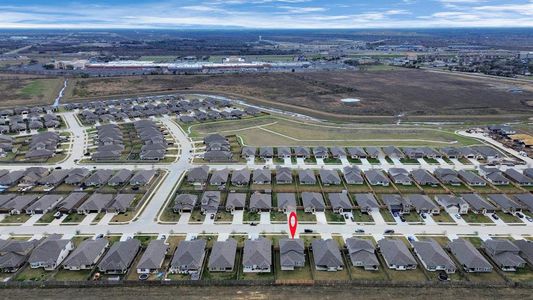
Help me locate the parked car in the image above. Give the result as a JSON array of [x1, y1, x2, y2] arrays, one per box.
[[355, 229, 365, 233], [492, 213, 499, 220], [384, 229, 395, 234], [53, 211, 62, 219], [455, 214, 461, 219], [304, 229, 313, 233], [526, 216, 533, 223], [400, 216, 406, 222], [421, 213, 427, 219], [516, 212, 524, 218]]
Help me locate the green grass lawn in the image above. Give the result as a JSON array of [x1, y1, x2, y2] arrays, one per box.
[[53, 269, 93, 281], [275, 250, 313, 280], [214, 211, 234, 223], [431, 211, 455, 223], [62, 213, 87, 224], [14, 267, 55, 281], [270, 211, 287, 222], [1, 214, 31, 224], [462, 213, 493, 224], [352, 211, 374, 223], [504, 265, 533, 283], [189, 209, 206, 223], [243, 211, 260, 222], [380, 209, 396, 223], [400, 158, 419, 164], [495, 211, 523, 224], [395, 184, 421, 193], [403, 213, 422, 223], [297, 210, 316, 223], [325, 210, 346, 223]]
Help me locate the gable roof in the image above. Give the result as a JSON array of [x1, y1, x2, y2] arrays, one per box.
[[63, 239, 108, 268], [312, 239, 343, 268], [243, 238, 271, 268], [208, 239, 237, 270], [171, 239, 207, 270], [136, 239, 168, 270], [98, 239, 141, 271]]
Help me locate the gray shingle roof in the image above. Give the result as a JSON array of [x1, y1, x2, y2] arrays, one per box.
[[208, 239, 237, 270], [62, 239, 108, 268], [279, 238, 305, 269], [312, 239, 343, 269], [171, 239, 206, 271], [378, 239, 417, 267], [136, 239, 168, 270], [98, 239, 141, 272], [243, 238, 271, 269]]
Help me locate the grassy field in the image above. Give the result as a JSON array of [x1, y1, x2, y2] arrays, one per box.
[[0, 77, 63, 108], [61, 70, 533, 122], [186, 115, 480, 147]]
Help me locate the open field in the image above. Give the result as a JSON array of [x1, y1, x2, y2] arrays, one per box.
[[0, 77, 64, 108], [186, 115, 480, 147], [60, 69, 533, 122], [1, 285, 531, 300]]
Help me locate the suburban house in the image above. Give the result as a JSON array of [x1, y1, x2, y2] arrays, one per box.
[[319, 169, 341, 185], [382, 146, 405, 159], [504, 169, 533, 186], [197, 190, 221, 214], [84, 169, 114, 187], [25, 194, 63, 215], [472, 146, 501, 160], [241, 146, 256, 158], [187, 166, 209, 186], [209, 169, 230, 186], [448, 239, 493, 273], [57, 192, 88, 213], [62, 238, 109, 270], [208, 238, 237, 272], [312, 146, 329, 159], [231, 169, 251, 186], [382, 194, 411, 215], [365, 147, 380, 159], [173, 194, 198, 213], [487, 194, 523, 214], [410, 169, 440, 187], [136, 239, 169, 274], [435, 195, 469, 215], [513, 240, 533, 266], [279, 238, 305, 271], [346, 147, 367, 159], [434, 168, 462, 186], [404, 194, 440, 215], [249, 192, 272, 212], [294, 146, 311, 158], [457, 170, 486, 186], [483, 239, 526, 272], [28, 235, 74, 271], [312, 239, 343, 271], [107, 169, 133, 186], [412, 239, 456, 274], [2, 194, 39, 215], [225, 193, 246, 212], [330, 146, 347, 159], [302, 192, 326, 213], [298, 169, 316, 185], [275, 167, 293, 184], [354, 193, 380, 213], [98, 239, 141, 274], [479, 166, 510, 185], [170, 239, 206, 274], [378, 238, 417, 271], [328, 192, 352, 214], [513, 194, 533, 212], [343, 166, 364, 185], [277, 193, 297, 213], [345, 238, 379, 271], [77, 193, 115, 214], [243, 238, 272, 273], [252, 169, 271, 184], [460, 194, 497, 214], [129, 170, 156, 186], [388, 168, 412, 186], [364, 169, 390, 186], [276, 147, 292, 159], [259, 147, 274, 159], [0, 239, 39, 272]]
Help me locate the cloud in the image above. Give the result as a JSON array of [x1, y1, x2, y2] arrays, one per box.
[[0, 0, 530, 29]]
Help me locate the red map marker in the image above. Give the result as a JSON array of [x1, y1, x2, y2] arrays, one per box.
[[289, 211, 298, 239]]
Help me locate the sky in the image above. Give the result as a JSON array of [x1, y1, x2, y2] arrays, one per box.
[[0, 0, 532, 29]]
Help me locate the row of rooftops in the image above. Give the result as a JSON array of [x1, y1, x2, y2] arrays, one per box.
[[173, 189, 533, 216], [1, 234, 532, 278], [0, 113, 61, 134], [238, 145, 502, 160], [0, 168, 156, 189], [187, 165, 533, 188]]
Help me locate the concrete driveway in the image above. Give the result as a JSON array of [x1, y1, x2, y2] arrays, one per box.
[[369, 210, 386, 225], [178, 213, 191, 224], [232, 210, 244, 224], [22, 214, 43, 226], [260, 212, 271, 224], [97, 213, 116, 225], [315, 211, 327, 224]]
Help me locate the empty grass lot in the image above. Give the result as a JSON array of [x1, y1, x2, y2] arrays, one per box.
[[462, 213, 493, 224]]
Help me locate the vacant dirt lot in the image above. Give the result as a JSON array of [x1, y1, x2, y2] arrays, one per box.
[[1, 285, 530, 300], [63, 69, 533, 119]]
